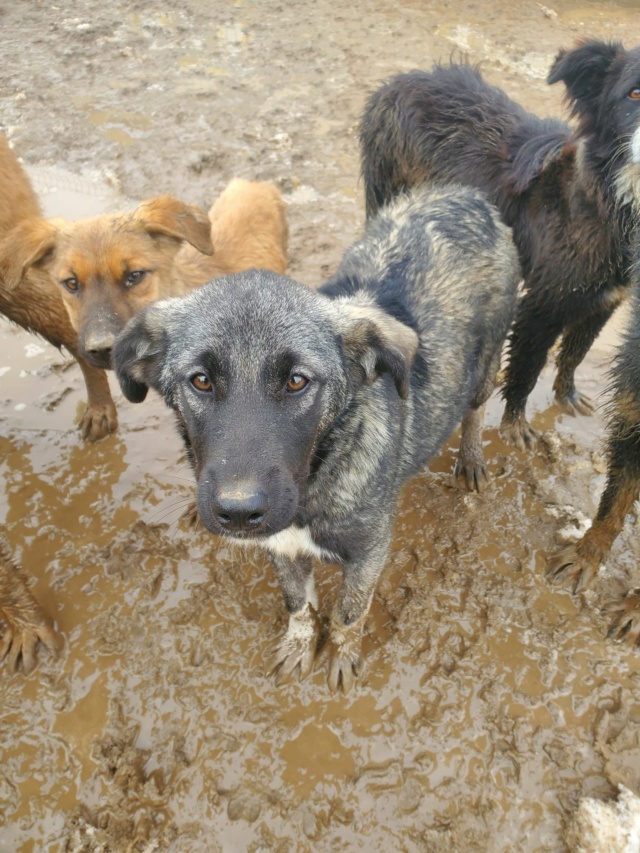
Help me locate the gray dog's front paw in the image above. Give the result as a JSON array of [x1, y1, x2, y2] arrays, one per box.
[[272, 605, 320, 684]]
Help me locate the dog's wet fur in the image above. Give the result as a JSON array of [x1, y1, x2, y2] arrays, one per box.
[[360, 40, 640, 450], [113, 185, 520, 692]]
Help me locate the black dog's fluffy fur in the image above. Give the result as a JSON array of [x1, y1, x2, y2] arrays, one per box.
[[113, 185, 519, 692], [360, 40, 640, 449]]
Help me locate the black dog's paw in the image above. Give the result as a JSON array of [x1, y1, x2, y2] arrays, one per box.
[[555, 387, 595, 417], [546, 544, 600, 594], [603, 591, 640, 646], [499, 413, 538, 452]]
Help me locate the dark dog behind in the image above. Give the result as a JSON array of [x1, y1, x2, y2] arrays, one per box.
[[113, 185, 520, 692], [360, 40, 640, 450], [547, 263, 640, 641]]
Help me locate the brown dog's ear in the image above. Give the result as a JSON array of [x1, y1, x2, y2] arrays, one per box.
[[0, 218, 57, 291], [112, 303, 170, 404], [133, 196, 214, 256], [336, 299, 419, 399]]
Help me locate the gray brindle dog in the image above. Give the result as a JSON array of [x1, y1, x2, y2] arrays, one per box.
[[113, 186, 520, 692]]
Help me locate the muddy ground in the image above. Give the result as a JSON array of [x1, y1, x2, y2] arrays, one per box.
[[1, 1, 640, 851]]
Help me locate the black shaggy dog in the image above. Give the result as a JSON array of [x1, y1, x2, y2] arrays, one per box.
[[547, 264, 640, 642], [360, 40, 640, 450], [113, 186, 520, 692]]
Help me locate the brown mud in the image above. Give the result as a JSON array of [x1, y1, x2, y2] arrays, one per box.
[[1, 1, 640, 851]]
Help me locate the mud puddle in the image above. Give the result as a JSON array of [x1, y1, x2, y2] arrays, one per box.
[[2, 0, 640, 851]]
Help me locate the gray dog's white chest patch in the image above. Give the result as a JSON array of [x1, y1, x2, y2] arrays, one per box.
[[230, 525, 337, 562]]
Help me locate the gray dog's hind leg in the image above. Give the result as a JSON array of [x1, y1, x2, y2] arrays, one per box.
[[455, 348, 502, 492], [270, 553, 320, 683]]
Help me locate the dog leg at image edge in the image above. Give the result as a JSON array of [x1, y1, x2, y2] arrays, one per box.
[[0, 554, 61, 673]]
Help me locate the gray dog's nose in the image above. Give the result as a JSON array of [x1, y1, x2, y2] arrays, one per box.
[[214, 484, 268, 532]]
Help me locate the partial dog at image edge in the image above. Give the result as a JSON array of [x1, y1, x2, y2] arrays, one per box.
[[547, 269, 640, 643], [360, 39, 640, 451], [112, 185, 520, 693], [0, 536, 61, 673]]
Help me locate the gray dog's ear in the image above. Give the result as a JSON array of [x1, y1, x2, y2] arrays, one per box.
[[112, 304, 168, 404], [336, 300, 419, 399]]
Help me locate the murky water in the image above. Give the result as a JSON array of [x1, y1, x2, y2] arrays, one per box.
[[1, 1, 640, 851]]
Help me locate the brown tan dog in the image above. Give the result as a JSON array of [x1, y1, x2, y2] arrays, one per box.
[[0, 133, 117, 440], [46, 178, 288, 369]]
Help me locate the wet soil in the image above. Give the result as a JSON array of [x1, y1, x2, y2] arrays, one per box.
[[1, 1, 640, 851]]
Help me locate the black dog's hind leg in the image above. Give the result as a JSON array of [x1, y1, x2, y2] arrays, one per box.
[[455, 348, 502, 492], [500, 297, 565, 451], [270, 553, 320, 683], [553, 305, 618, 415]]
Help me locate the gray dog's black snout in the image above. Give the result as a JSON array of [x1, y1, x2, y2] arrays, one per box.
[[213, 485, 269, 532]]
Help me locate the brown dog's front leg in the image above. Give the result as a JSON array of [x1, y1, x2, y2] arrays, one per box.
[[75, 355, 118, 441]]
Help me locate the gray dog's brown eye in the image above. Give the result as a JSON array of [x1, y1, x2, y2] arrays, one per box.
[[629, 87, 640, 100], [61, 276, 79, 293], [125, 270, 147, 287], [286, 374, 309, 393], [191, 373, 212, 392]]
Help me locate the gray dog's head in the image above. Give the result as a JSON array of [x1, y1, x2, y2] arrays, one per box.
[[112, 270, 418, 539]]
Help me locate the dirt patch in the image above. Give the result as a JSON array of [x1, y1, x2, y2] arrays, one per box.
[[1, 1, 640, 851]]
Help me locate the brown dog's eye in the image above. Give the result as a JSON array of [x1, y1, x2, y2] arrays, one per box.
[[61, 276, 79, 294], [191, 373, 212, 392], [286, 374, 309, 393], [629, 88, 640, 100], [125, 270, 147, 287]]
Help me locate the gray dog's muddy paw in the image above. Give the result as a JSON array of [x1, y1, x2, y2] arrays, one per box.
[[0, 615, 61, 674], [603, 591, 640, 645], [546, 544, 599, 594], [555, 387, 595, 417], [319, 617, 365, 694], [454, 458, 489, 492], [272, 605, 320, 684], [499, 413, 538, 452], [79, 401, 118, 442]]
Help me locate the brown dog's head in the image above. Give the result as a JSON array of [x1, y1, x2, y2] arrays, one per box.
[[45, 196, 213, 369]]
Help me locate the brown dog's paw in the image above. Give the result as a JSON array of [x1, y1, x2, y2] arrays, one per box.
[[499, 413, 538, 452], [79, 400, 118, 442], [454, 458, 489, 493], [555, 388, 595, 417], [603, 591, 640, 646], [0, 614, 62, 674], [271, 605, 320, 685], [546, 544, 599, 593]]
